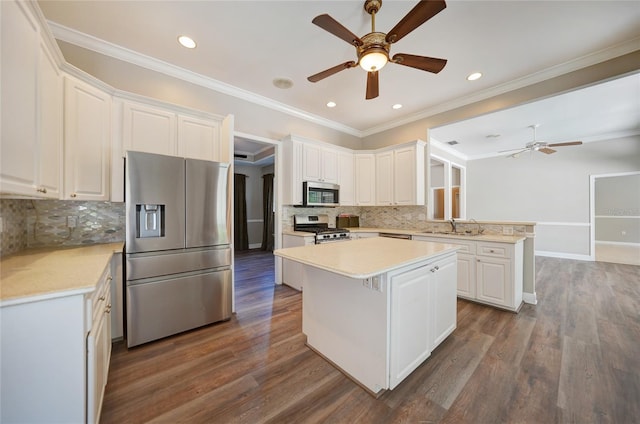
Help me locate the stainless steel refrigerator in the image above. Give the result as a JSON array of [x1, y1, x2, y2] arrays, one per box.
[[125, 151, 232, 347]]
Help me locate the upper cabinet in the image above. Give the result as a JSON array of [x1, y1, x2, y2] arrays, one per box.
[[354, 153, 376, 206], [1, 0, 62, 198], [178, 115, 221, 161], [282, 135, 349, 206], [337, 151, 355, 206], [122, 100, 177, 156], [376, 141, 426, 206], [302, 143, 338, 184], [64, 76, 111, 201]]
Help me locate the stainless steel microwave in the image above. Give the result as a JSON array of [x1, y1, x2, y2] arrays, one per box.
[[303, 181, 339, 207]]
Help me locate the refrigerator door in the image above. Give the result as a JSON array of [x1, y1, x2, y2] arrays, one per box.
[[126, 269, 232, 347], [185, 159, 230, 248], [126, 151, 186, 253]]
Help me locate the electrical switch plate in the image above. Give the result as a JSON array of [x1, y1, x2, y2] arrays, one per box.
[[372, 276, 381, 292], [503, 227, 513, 235]]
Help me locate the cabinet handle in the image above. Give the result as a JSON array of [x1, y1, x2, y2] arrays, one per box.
[[107, 275, 113, 281], [489, 249, 495, 253], [99, 295, 106, 301], [36, 187, 47, 194], [434, 265, 439, 271], [70, 193, 77, 198], [105, 304, 112, 313]]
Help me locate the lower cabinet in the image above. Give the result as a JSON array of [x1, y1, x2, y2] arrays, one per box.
[[282, 234, 315, 290], [413, 236, 524, 311], [0, 256, 114, 423], [389, 253, 457, 389], [87, 266, 113, 424]]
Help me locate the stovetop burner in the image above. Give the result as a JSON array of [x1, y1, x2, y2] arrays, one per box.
[[293, 214, 350, 243]]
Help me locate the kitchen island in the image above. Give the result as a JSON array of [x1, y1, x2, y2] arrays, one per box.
[[274, 237, 459, 395]]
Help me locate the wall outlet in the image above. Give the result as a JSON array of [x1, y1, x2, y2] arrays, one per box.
[[372, 276, 381, 292], [363, 279, 372, 289], [503, 227, 514, 235], [67, 216, 79, 228]]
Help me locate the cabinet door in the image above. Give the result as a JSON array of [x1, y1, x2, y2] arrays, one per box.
[[394, 145, 424, 205], [0, 0, 39, 196], [337, 151, 355, 206], [64, 77, 111, 200], [430, 255, 457, 350], [321, 148, 338, 183], [390, 264, 431, 389], [456, 253, 476, 299], [375, 151, 393, 205], [476, 257, 511, 307], [355, 154, 376, 206], [37, 40, 63, 198], [178, 115, 220, 161], [122, 101, 176, 156], [302, 143, 322, 182]]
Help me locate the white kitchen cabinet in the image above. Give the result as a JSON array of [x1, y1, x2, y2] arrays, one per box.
[[337, 151, 355, 206], [302, 143, 338, 184], [0, 258, 114, 424], [122, 100, 177, 156], [412, 236, 523, 311], [110, 251, 124, 340], [394, 143, 425, 205], [87, 266, 113, 424], [375, 141, 425, 206], [282, 137, 304, 205], [282, 234, 315, 290], [64, 76, 111, 200], [0, 0, 62, 198], [429, 254, 457, 350], [355, 153, 376, 206], [375, 150, 394, 205], [389, 264, 431, 388], [178, 114, 221, 161]]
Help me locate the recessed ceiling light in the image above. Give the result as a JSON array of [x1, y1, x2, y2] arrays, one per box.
[[273, 77, 294, 89], [467, 72, 482, 81], [326, 101, 336, 108], [178, 35, 196, 49], [392, 104, 403, 110]]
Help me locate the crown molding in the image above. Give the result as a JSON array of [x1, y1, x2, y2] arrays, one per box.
[[48, 20, 639, 141], [361, 37, 640, 137], [48, 21, 363, 138]]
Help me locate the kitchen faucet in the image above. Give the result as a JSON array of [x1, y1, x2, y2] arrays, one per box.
[[470, 218, 484, 235], [449, 218, 457, 233]]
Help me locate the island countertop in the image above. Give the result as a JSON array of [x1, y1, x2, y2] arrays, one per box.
[[0, 242, 123, 305], [274, 237, 458, 279]]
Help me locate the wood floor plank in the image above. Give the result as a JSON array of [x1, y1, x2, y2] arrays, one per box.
[[100, 251, 640, 423]]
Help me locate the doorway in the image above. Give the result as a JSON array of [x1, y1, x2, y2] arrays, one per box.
[[232, 132, 283, 283], [590, 171, 640, 265]]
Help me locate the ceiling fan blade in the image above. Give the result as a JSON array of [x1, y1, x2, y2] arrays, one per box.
[[312, 14, 363, 46], [547, 141, 583, 147], [539, 147, 557, 154], [386, 0, 447, 44], [366, 71, 379, 100], [392, 53, 447, 73], [307, 61, 357, 83]]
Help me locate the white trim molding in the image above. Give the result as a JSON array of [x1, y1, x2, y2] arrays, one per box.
[[522, 292, 538, 305], [535, 250, 593, 261]]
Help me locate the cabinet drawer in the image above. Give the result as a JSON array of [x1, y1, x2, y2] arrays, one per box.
[[87, 264, 112, 329], [477, 242, 511, 258]]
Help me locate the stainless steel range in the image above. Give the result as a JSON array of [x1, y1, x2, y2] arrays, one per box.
[[293, 214, 350, 244]]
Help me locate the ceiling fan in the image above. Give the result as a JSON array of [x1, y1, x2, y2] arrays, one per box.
[[500, 124, 583, 158], [307, 0, 448, 100]]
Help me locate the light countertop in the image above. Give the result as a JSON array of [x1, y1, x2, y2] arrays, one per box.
[[0, 243, 123, 305], [283, 227, 526, 243], [274, 237, 459, 279]]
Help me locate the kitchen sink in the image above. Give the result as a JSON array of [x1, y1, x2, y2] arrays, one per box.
[[421, 231, 482, 236]]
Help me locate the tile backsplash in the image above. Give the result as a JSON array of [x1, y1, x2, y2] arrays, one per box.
[[0, 199, 125, 256]]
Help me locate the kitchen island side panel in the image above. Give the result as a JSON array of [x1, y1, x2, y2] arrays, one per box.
[[302, 266, 389, 394]]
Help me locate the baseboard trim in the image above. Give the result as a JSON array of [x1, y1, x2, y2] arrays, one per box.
[[523, 292, 538, 305], [595, 240, 640, 247], [535, 250, 593, 261]]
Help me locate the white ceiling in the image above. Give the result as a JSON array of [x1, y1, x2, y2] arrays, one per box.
[[38, 1, 640, 157]]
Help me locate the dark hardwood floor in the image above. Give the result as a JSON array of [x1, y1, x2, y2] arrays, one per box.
[[101, 251, 640, 423]]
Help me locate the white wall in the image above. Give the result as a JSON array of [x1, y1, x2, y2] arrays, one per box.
[[595, 173, 640, 243], [466, 135, 640, 259]]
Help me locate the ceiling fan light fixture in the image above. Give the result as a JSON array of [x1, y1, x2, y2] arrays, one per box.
[[392, 103, 403, 110], [359, 48, 388, 72]]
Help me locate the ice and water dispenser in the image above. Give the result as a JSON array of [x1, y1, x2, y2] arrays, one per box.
[[136, 204, 165, 238]]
